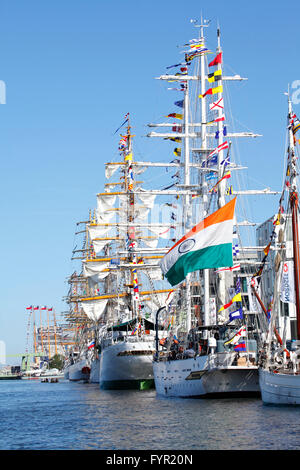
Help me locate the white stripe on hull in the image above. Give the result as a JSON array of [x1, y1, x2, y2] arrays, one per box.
[[259, 368, 300, 405], [154, 354, 259, 397], [99, 339, 154, 388]]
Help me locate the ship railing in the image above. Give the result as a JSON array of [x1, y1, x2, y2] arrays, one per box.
[[101, 333, 156, 348]]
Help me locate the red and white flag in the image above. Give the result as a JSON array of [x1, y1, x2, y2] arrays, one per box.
[[214, 114, 225, 122], [165, 290, 176, 306], [209, 97, 224, 112], [208, 141, 229, 158], [207, 114, 225, 125], [215, 264, 241, 273]]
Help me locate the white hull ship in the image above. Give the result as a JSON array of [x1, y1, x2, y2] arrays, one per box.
[[67, 358, 90, 382], [66, 112, 174, 389], [99, 329, 155, 390], [150, 20, 279, 398], [259, 368, 300, 405], [63, 269, 104, 384], [89, 357, 100, 384], [258, 97, 300, 405], [154, 353, 258, 398]]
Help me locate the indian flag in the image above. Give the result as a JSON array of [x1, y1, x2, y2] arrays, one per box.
[[160, 198, 236, 286]]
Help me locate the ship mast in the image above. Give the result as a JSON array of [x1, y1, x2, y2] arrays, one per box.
[[215, 27, 227, 314], [288, 96, 300, 338], [198, 18, 211, 330], [124, 115, 139, 322], [183, 49, 192, 332]]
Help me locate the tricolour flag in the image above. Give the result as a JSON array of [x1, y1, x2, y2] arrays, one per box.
[[234, 341, 246, 352], [160, 198, 236, 286], [87, 340, 95, 350]]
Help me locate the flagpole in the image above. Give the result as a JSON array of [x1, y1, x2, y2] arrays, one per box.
[[199, 21, 211, 332], [53, 308, 58, 357], [40, 308, 44, 355], [215, 27, 227, 316], [47, 308, 51, 359], [183, 57, 192, 332], [33, 308, 37, 365]]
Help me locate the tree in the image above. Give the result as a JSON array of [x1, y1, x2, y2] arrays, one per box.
[[48, 354, 64, 370]]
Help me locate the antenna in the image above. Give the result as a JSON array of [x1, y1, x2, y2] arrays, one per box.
[[190, 18, 211, 28], [190, 17, 210, 40]]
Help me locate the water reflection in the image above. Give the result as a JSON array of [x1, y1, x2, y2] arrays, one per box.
[[1, 381, 300, 450]]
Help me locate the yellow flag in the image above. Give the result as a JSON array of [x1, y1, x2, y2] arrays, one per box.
[[125, 152, 132, 162], [212, 85, 223, 94], [218, 292, 242, 313]]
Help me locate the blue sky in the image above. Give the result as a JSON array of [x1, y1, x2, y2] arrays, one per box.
[[1, 0, 300, 359]]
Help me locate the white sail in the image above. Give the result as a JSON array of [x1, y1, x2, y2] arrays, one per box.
[[143, 238, 159, 249], [137, 193, 157, 209], [92, 239, 110, 253], [87, 224, 111, 239], [105, 164, 119, 179], [80, 299, 108, 321], [82, 261, 110, 282], [97, 195, 117, 222]]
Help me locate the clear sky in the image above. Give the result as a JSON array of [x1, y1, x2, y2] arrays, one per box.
[[1, 0, 300, 360]]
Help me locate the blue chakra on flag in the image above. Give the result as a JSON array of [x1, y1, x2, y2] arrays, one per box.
[[178, 238, 196, 254]]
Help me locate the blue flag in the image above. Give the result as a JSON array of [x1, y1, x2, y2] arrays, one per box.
[[174, 100, 184, 108], [201, 155, 218, 168], [229, 308, 243, 322]]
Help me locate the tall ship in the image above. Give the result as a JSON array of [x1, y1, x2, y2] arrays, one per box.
[[149, 19, 279, 398], [258, 96, 300, 405], [63, 259, 103, 383], [64, 115, 175, 389]]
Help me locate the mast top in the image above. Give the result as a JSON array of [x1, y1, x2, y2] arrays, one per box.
[[190, 17, 210, 39]]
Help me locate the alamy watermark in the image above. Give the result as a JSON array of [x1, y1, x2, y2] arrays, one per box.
[[0, 80, 6, 104], [291, 80, 300, 105], [0, 340, 6, 364]]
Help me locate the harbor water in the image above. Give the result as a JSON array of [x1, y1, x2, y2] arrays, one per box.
[[1, 380, 300, 451]]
